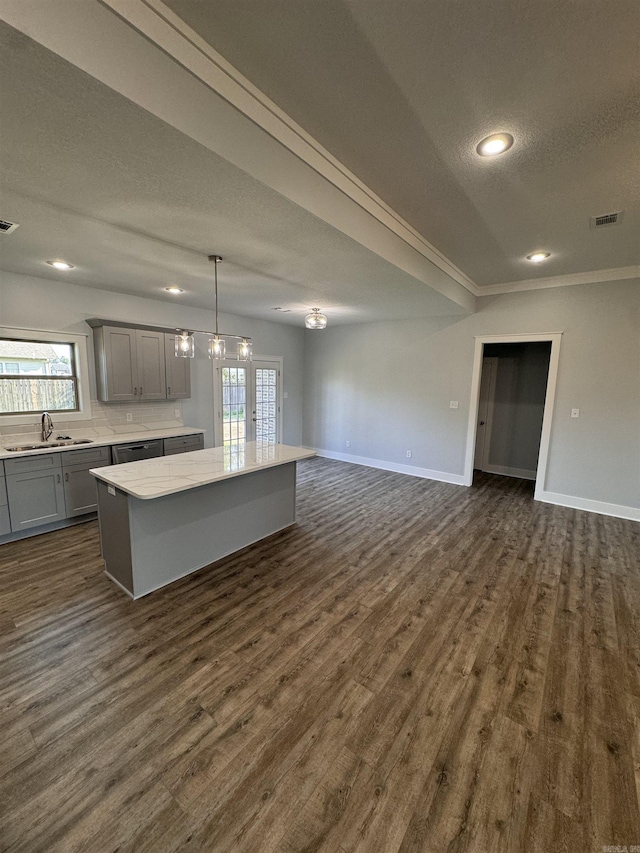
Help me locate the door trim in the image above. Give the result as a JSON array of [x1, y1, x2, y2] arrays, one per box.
[[463, 332, 562, 500]]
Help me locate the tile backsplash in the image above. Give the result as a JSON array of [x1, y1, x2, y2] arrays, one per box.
[[0, 400, 183, 441]]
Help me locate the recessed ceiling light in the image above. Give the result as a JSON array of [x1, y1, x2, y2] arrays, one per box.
[[526, 251, 551, 263], [46, 259, 74, 271], [165, 286, 184, 294], [476, 133, 514, 157]]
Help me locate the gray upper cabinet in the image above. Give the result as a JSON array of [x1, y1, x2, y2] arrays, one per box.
[[164, 334, 191, 399], [93, 323, 189, 402], [136, 330, 166, 401]]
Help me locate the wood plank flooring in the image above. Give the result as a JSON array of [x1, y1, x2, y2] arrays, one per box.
[[0, 458, 638, 852]]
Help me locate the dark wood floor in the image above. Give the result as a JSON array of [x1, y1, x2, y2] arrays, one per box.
[[0, 458, 638, 853]]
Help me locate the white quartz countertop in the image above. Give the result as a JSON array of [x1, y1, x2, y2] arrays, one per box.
[[90, 442, 316, 499], [0, 426, 205, 460]]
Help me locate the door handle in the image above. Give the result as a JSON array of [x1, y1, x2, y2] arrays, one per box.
[[479, 421, 485, 425]]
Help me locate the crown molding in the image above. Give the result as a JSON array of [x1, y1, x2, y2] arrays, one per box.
[[477, 265, 640, 296], [101, 0, 478, 297]]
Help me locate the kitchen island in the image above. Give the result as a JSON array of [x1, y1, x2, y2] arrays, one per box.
[[90, 441, 315, 598]]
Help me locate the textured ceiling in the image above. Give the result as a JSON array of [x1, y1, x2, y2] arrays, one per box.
[[166, 0, 640, 285], [1, 0, 638, 329], [0, 22, 465, 325]]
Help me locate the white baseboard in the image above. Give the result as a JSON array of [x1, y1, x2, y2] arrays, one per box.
[[310, 449, 639, 522], [483, 464, 537, 481], [312, 448, 467, 486], [535, 490, 640, 522]]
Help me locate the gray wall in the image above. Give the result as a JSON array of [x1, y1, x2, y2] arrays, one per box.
[[0, 271, 305, 447], [483, 342, 551, 474], [303, 278, 640, 511]]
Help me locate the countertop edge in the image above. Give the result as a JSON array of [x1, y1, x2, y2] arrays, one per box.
[[0, 427, 205, 460], [90, 446, 317, 500]]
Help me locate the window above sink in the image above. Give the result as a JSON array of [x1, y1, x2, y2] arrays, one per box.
[[0, 327, 91, 426]]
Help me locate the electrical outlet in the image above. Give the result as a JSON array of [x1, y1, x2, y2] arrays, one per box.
[[406, 450, 412, 458], [126, 412, 133, 423], [450, 401, 459, 409], [345, 440, 351, 448], [174, 408, 180, 419], [571, 408, 580, 418]]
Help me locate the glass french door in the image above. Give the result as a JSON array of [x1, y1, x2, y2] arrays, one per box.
[[221, 364, 247, 444], [215, 358, 281, 446], [252, 362, 279, 443]]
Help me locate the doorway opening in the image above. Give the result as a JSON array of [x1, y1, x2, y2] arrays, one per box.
[[464, 333, 562, 500]]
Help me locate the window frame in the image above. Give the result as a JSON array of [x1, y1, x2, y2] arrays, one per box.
[[0, 327, 91, 425]]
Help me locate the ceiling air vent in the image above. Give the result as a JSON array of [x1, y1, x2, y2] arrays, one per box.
[[0, 219, 19, 235], [590, 211, 623, 229]]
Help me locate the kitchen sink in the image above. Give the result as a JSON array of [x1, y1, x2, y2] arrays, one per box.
[[5, 439, 94, 452]]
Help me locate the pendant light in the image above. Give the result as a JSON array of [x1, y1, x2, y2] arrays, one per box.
[[174, 254, 250, 359], [175, 330, 195, 358], [237, 338, 252, 361], [305, 308, 327, 329], [207, 255, 226, 360]]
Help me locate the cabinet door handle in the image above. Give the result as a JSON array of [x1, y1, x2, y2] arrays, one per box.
[[139, 387, 143, 396], [57, 474, 61, 484], [65, 472, 69, 482], [167, 386, 171, 396], [134, 387, 138, 396]]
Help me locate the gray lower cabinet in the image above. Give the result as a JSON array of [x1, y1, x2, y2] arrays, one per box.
[[0, 462, 10, 536], [5, 454, 66, 532], [62, 446, 111, 517], [163, 434, 204, 455]]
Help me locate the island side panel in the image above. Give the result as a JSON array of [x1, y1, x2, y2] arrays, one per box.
[[127, 461, 297, 598], [96, 480, 134, 596]]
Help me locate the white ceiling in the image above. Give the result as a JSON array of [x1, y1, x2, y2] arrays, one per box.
[[0, 0, 638, 326]]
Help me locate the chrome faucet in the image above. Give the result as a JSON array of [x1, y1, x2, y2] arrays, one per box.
[[41, 412, 54, 442]]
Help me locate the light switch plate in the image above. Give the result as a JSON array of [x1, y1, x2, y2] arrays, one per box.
[[107, 485, 115, 496], [126, 412, 133, 422], [571, 408, 580, 418], [174, 408, 180, 419], [450, 401, 459, 409]]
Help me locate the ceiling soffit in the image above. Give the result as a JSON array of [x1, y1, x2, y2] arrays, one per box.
[[0, 0, 475, 315]]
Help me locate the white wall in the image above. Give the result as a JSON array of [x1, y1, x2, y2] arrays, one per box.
[[0, 272, 305, 446], [303, 278, 640, 514]]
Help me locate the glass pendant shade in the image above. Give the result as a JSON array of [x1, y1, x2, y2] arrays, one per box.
[[305, 308, 327, 329], [237, 338, 252, 361], [175, 331, 195, 358], [208, 335, 226, 360]]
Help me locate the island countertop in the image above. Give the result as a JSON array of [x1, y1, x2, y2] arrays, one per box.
[[90, 441, 316, 500]]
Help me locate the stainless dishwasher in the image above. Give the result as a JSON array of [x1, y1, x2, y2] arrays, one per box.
[[111, 439, 164, 464]]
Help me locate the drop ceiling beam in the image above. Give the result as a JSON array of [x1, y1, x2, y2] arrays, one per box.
[[0, 0, 476, 314]]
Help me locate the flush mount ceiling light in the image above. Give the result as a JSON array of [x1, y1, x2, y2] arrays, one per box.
[[526, 251, 551, 263], [165, 286, 184, 294], [174, 255, 251, 361], [305, 308, 328, 330], [476, 133, 514, 157], [46, 259, 74, 271]]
